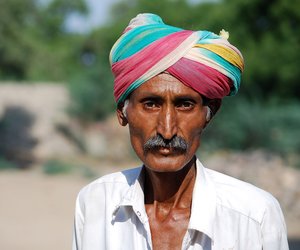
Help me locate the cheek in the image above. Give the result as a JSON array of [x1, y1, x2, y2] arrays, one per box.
[[187, 130, 201, 153], [128, 123, 145, 144], [127, 108, 157, 138], [127, 126, 145, 160], [127, 115, 154, 155], [180, 115, 206, 141], [184, 124, 204, 157]]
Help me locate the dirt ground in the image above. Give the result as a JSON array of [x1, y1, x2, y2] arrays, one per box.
[[0, 169, 92, 250]]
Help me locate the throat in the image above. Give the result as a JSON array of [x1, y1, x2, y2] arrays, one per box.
[[144, 157, 196, 212], [146, 202, 191, 222], [143, 158, 197, 250]]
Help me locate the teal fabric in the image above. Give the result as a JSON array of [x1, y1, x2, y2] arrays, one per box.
[[111, 25, 181, 63], [197, 48, 242, 95]]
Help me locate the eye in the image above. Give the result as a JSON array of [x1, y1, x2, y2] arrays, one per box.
[[176, 101, 195, 110], [143, 101, 160, 110]]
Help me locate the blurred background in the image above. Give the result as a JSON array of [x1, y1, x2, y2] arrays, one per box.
[[0, 0, 299, 249]]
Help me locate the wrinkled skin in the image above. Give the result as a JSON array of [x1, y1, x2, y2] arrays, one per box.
[[117, 73, 211, 250]]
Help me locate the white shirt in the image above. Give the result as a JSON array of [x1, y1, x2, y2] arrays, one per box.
[[72, 159, 289, 250]]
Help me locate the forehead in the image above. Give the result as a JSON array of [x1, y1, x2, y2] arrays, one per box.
[[130, 73, 202, 100]]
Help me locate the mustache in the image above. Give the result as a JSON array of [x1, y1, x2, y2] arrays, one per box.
[[143, 135, 188, 153]]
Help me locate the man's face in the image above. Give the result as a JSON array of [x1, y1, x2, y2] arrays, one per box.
[[118, 73, 208, 172]]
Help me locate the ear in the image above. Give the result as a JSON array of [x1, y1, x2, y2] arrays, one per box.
[[203, 98, 222, 127], [207, 98, 222, 116], [205, 106, 212, 122], [116, 106, 128, 126], [202, 106, 211, 129]]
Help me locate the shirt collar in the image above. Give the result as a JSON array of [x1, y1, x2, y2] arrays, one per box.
[[112, 159, 217, 240], [188, 159, 216, 241], [112, 167, 147, 222]]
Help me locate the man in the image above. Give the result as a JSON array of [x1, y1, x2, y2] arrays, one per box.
[[73, 13, 288, 250]]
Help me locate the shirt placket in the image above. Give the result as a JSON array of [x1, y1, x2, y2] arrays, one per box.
[[131, 173, 153, 250], [133, 206, 153, 250], [181, 230, 193, 250]]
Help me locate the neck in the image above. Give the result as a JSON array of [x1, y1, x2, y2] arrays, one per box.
[[144, 157, 196, 209]]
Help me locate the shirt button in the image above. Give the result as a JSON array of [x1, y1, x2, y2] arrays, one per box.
[[136, 211, 141, 217]]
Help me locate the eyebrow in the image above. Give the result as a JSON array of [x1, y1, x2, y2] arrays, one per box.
[[174, 96, 198, 101], [137, 92, 162, 98], [137, 90, 200, 98], [139, 95, 163, 103], [139, 94, 201, 104]]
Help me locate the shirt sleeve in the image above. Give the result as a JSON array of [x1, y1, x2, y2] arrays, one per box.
[[260, 195, 289, 250], [72, 189, 85, 250]]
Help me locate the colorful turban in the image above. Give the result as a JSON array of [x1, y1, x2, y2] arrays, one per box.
[[109, 13, 244, 104]]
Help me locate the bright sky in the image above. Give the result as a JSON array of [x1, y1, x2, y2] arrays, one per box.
[[66, 0, 121, 33], [66, 0, 206, 33]]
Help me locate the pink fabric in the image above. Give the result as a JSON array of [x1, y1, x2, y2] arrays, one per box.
[[112, 30, 193, 101], [167, 57, 231, 99]]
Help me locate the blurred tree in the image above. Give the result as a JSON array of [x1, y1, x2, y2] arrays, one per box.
[[206, 0, 300, 100], [0, 0, 87, 80], [68, 61, 115, 122], [0, 0, 37, 79]]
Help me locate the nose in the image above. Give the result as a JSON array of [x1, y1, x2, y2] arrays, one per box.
[[156, 105, 178, 140]]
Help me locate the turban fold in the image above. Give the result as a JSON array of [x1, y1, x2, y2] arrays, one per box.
[[109, 13, 244, 104]]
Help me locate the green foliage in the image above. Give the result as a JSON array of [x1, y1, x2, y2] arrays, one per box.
[[43, 159, 74, 175], [42, 159, 97, 178], [68, 63, 115, 122], [0, 0, 37, 79], [221, 0, 300, 100], [37, 0, 87, 37], [202, 98, 300, 156], [0, 0, 87, 81], [0, 157, 18, 170]]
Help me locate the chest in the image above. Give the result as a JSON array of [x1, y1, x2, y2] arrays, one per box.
[[82, 207, 264, 250], [147, 207, 191, 250]]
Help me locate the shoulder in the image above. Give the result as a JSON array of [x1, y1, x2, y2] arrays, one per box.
[[205, 168, 283, 224], [77, 167, 142, 203], [90, 167, 141, 186]]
